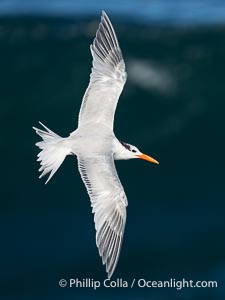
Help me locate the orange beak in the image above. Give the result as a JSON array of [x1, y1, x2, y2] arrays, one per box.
[[137, 154, 159, 164]]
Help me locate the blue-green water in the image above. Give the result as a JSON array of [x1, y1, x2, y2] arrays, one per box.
[[1, 0, 225, 25], [1, 7, 225, 300]]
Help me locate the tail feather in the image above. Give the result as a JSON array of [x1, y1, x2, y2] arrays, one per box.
[[33, 122, 71, 184]]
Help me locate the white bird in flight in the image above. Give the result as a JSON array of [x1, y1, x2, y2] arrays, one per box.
[[33, 11, 159, 279]]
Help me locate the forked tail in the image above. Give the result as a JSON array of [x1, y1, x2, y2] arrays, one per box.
[[33, 122, 71, 183]]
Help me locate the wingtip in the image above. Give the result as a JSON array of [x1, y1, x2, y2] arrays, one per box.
[[101, 10, 110, 21], [101, 10, 106, 22]]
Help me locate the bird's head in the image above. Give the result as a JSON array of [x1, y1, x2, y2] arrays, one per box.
[[119, 141, 159, 164]]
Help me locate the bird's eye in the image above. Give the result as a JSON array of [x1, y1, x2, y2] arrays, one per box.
[[132, 149, 136, 153]]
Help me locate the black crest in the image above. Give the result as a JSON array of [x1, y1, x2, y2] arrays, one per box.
[[120, 141, 131, 151]]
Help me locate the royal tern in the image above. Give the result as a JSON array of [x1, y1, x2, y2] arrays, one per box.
[[33, 11, 159, 278]]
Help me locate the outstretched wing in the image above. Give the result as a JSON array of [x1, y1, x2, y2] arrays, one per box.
[[78, 10, 127, 130], [77, 155, 127, 278]]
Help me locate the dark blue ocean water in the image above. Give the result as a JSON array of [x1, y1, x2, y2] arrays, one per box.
[[0, 0, 225, 25]]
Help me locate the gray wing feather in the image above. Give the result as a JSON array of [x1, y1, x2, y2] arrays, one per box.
[[77, 155, 127, 278], [78, 11, 127, 130]]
